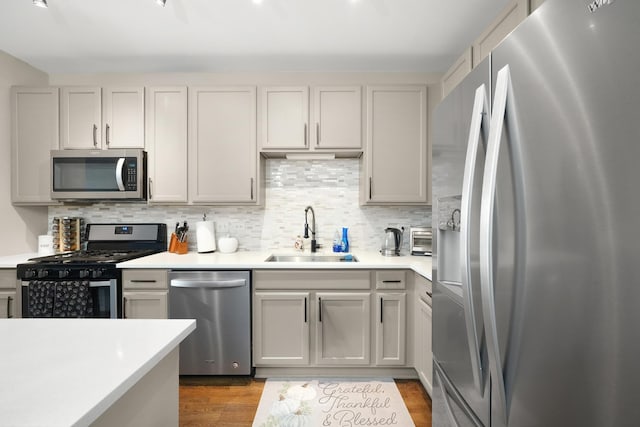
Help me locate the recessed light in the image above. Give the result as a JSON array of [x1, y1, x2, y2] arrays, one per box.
[[252, 0, 264, 5], [156, 0, 166, 7], [33, 0, 48, 8]]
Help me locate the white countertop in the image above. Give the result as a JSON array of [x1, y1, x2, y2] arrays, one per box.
[[0, 318, 195, 427], [117, 250, 432, 280], [0, 253, 38, 269]]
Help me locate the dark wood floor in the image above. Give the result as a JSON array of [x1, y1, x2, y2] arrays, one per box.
[[179, 377, 432, 427]]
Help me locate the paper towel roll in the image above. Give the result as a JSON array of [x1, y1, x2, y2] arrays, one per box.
[[196, 221, 216, 253]]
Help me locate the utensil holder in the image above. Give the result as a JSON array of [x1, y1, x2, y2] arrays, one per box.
[[169, 233, 188, 254]]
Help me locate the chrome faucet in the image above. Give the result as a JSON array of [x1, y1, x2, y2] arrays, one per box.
[[304, 206, 320, 253]]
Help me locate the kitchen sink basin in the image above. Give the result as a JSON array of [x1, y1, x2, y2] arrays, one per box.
[[265, 254, 358, 263]]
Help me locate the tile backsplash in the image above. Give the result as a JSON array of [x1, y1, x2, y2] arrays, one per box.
[[49, 159, 431, 253]]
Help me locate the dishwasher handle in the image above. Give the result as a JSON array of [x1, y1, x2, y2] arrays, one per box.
[[170, 279, 246, 289]]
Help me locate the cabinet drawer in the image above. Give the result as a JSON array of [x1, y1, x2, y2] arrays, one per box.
[[122, 269, 168, 290], [414, 272, 432, 304], [375, 270, 406, 290], [254, 270, 370, 290], [0, 269, 17, 290]]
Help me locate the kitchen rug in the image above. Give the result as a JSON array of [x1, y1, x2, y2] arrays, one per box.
[[252, 378, 415, 427]]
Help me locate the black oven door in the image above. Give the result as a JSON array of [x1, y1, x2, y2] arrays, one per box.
[[22, 279, 119, 318]]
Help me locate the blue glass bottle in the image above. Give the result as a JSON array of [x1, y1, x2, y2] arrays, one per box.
[[341, 227, 349, 253]]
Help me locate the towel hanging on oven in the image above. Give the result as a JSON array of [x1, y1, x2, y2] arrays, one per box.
[[28, 280, 93, 318]]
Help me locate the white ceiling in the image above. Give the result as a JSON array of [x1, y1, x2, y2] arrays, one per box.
[[0, 0, 510, 74]]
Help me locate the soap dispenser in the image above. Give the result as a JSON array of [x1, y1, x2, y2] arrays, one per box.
[[341, 227, 349, 253]]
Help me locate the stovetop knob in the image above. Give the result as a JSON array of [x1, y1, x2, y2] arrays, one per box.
[[58, 269, 70, 279], [92, 269, 105, 279], [37, 269, 49, 279], [23, 269, 37, 279], [79, 269, 90, 279]]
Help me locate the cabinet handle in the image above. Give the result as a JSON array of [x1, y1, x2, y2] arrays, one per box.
[[316, 123, 320, 146], [7, 296, 13, 319], [382, 280, 402, 283], [318, 297, 322, 322], [369, 177, 372, 200], [426, 291, 432, 298], [250, 178, 254, 201], [93, 124, 98, 147], [380, 297, 383, 323], [304, 123, 308, 146], [106, 124, 110, 146], [304, 297, 307, 323], [148, 178, 153, 200], [130, 280, 157, 283], [123, 296, 127, 319]]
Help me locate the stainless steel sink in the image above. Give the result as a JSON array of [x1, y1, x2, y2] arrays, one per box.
[[265, 254, 358, 263]]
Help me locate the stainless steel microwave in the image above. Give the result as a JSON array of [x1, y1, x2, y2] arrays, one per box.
[[51, 149, 146, 201]]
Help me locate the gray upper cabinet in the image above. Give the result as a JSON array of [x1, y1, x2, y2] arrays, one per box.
[[363, 85, 429, 205], [312, 86, 362, 151], [11, 86, 60, 205], [261, 86, 309, 150], [260, 85, 362, 155], [60, 86, 102, 149], [60, 86, 144, 150], [101, 87, 145, 149], [145, 86, 188, 204], [189, 86, 259, 204]]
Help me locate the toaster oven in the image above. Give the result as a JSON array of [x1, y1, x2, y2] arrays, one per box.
[[410, 226, 432, 256]]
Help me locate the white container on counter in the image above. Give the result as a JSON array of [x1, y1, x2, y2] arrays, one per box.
[[196, 221, 216, 253]]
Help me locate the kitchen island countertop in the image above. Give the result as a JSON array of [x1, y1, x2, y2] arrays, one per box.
[[117, 250, 432, 280], [0, 318, 195, 427]]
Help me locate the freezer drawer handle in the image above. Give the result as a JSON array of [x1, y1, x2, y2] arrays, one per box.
[[434, 362, 484, 427], [459, 83, 490, 395], [170, 279, 246, 289], [480, 64, 527, 424]]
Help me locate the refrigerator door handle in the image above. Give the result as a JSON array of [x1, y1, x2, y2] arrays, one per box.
[[460, 83, 489, 395], [480, 64, 519, 424]]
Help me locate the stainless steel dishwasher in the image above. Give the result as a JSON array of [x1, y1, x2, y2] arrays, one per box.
[[169, 270, 251, 375]]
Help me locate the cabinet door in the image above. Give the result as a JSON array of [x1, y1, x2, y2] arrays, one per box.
[[102, 87, 145, 149], [416, 297, 433, 394], [472, 0, 529, 68], [261, 86, 309, 149], [254, 292, 310, 365], [60, 87, 102, 149], [312, 86, 362, 150], [123, 291, 168, 319], [145, 87, 188, 203], [11, 87, 60, 205], [189, 86, 258, 203], [365, 85, 429, 204], [315, 292, 370, 365], [375, 293, 406, 366], [0, 291, 17, 318]]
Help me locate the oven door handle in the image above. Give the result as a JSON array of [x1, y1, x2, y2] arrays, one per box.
[[115, 157, 125, 191]]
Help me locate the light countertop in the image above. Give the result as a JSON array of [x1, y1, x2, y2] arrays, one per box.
[[0, 253, 38, 269], [0, 318, 195, 427], [117, 250, 432, 280]]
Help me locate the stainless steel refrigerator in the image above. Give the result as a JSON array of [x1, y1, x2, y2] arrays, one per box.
[[432, 0, 640, 425]]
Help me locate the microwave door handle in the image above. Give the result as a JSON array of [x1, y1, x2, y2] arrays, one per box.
[[115, 158, 125, 191]]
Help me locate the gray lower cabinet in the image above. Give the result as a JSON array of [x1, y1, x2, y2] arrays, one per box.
[[414, 272, 433, 395], [122, 269, 168, 319], [253, 270, 408, 369], [253, 291, 310, 365], [0, 269, 18, 319]]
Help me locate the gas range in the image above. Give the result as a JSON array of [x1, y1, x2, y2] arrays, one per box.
[[18, 223, 167, 318], [18, 224, 167, 280]]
